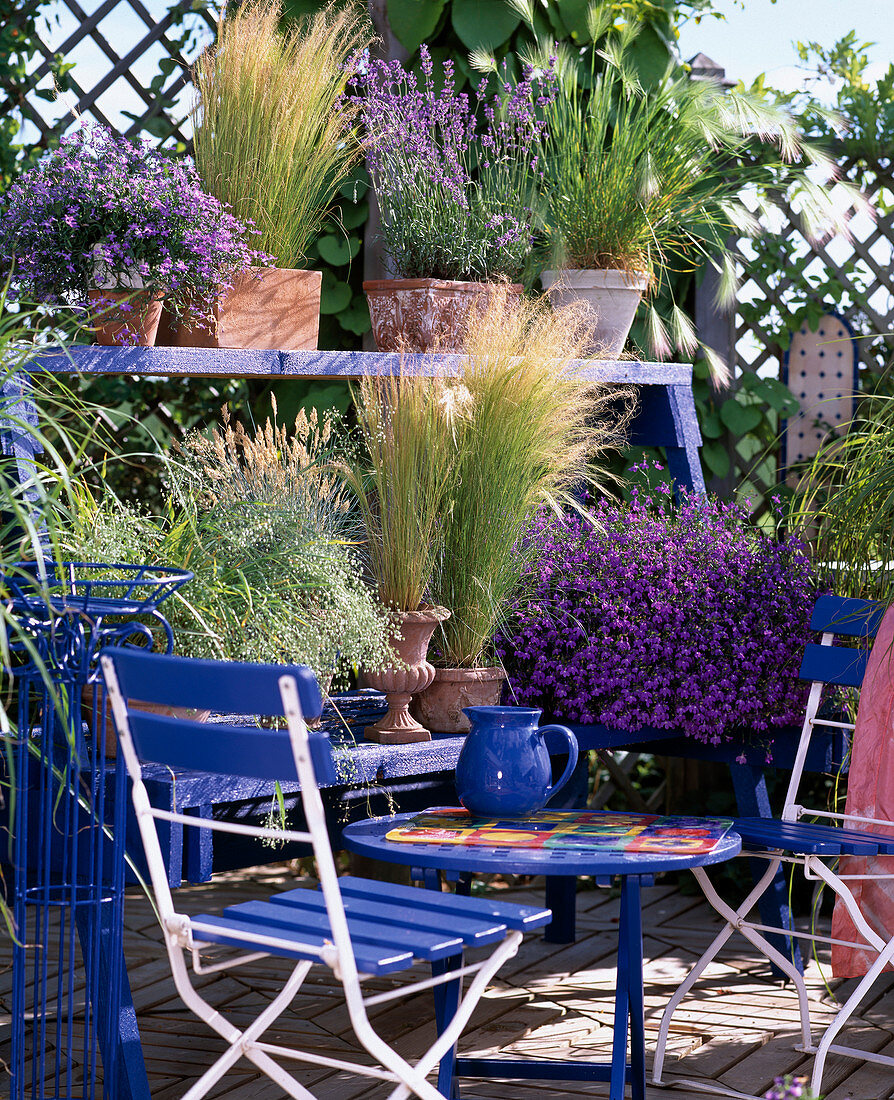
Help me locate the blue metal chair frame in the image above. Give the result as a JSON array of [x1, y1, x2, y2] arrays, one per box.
[[3, 561, 190, 1100]]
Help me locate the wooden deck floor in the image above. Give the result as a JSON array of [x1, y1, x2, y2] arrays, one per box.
[[122, 864, 894, 1100], [4, 863, 894, 1099]]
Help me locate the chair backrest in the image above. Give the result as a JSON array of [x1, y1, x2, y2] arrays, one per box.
[[783, 594, 884, 819], [98, 649, 357, 979]]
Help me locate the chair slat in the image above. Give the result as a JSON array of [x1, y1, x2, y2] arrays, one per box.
[[127, 711, 335, 784], [337, 875, 553, 931], [225, 897, 466, 961], [191, 913, 415, 975], [798, 643, 868, 687], [809, 595, 884, 638], [101, 646, 322, 718], [734, 817, 894, 856], [270, 886, 509, 946]]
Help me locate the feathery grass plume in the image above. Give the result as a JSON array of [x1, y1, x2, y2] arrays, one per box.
[[790, 392, 894, 604], [429, 286, 629, 667], [192, 0, 370, 269], [342, 369, 458, 613]]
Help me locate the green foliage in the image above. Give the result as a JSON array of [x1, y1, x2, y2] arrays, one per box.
[[0, 1, 74, 189], [63, 407, 395, 686], [193, 0, 370, 269]]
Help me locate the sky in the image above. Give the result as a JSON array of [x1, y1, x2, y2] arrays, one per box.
[[676, 0, 894, 93]]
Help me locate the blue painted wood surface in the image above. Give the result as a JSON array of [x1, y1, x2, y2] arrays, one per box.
[[27, 347, 706, 494]]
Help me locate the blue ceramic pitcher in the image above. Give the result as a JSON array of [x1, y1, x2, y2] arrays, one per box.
[[455, 706, 579, 817]]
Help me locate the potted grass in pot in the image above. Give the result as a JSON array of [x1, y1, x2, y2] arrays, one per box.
[[411, 287, 623, 733], [520, 6, 854, 368], [339, 370, 458, 743], [177, 0, 370, 350], [354, 46, 553, 351]]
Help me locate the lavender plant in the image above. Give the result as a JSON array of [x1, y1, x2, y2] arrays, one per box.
[[352, 46, 553, 282], [496, 479, 818, 745], [0, 124, 265, 332]]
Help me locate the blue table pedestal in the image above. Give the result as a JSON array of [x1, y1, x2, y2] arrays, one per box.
[[436, 874, 648, 1100]]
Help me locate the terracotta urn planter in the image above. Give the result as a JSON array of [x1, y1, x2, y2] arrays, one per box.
[[88, 289, 164, 346], [363, 606, 450, 744], [364, 278, 522, 352], [167, 267, 322, 350], [540, 268, 649, 358], [411, 666, 506, 734]]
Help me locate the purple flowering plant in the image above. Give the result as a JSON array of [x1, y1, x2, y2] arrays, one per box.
[[0, 124, 267, 333], [351, 46, 554, 282], [764, 1074, 819, 1099], [496, 470, 818, 745]]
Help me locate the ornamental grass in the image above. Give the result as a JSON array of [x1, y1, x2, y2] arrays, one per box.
[[791, 392, 894, 604], [428, 286, 625, 667], [192, 0, 369, 269]]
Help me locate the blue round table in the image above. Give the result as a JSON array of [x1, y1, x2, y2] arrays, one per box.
[[343, 812, 742, 1100]]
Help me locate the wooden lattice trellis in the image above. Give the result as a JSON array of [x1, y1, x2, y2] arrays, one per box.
[[3, 0, 216, 152], [706, 155, 894, 511]]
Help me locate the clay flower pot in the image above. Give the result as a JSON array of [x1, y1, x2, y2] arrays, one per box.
[[88, 289, 164, 346], [364, 278, 522, 352], [363, 607, 450, 744], [411, 666, 506, 734], [540, 268, 649, 358], [171, 267, 322, 350]]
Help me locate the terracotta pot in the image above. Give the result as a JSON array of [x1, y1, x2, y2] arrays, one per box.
[[364, 278, 523, 352], [82, 684, 211, 757], [411, 666, 506, 734], [88, 289, 164, 346], [170, 267, 322, 350], [363, 607, 450, 744], [540, 268, 650, 358]]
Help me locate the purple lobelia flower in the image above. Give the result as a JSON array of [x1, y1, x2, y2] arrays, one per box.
[[350, 45, 555, 282], [0, 124, 269, 338], [496, 476, 818, 745]]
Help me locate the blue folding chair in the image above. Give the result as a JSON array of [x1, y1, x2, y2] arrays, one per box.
[[100, 648, 551, 1100], [652, 595, 888, 1097]]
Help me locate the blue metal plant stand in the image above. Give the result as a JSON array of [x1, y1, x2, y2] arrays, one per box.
[[3, 562, 190, 1100]]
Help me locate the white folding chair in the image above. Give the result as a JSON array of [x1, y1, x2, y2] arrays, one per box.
[[652, 594, 891, 1097], [100, 647, 551, 1100]]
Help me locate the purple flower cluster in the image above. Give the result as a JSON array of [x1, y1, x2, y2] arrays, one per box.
[[496, 488, 817, 745], [351, 46, 554, 281], [764, 1075, 818, 1099], [0, 124, 268, 329]]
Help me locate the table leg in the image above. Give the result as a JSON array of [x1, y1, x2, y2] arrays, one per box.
[[623, 877, 646, 1100], [610, 880, 632, 1100], [544, 876, 577, 943]]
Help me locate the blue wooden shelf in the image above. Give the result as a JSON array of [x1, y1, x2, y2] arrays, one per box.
[[29, 346, 706, 493]]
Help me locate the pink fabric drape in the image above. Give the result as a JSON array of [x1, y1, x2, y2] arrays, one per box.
[[830, 604, 894, 977]]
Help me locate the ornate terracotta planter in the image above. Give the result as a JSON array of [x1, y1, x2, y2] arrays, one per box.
[[170, 267, 322, 350], [88, 289, 163, 346], [540, 268, 649, 358], [411, 666, 506, 734], [364, 278, 522, 352], [363, 606, 450, 744]]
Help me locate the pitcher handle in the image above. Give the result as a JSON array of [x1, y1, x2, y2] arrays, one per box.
[[540, 724, 580, 804]]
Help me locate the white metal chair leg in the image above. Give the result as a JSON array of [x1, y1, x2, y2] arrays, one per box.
[[172, 951, 317, 1100], [810, 926, 894, 1094], [653, 859, 810, 1084]]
